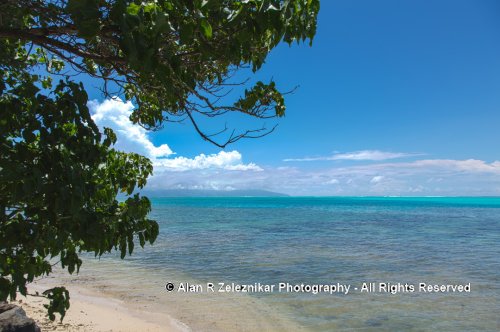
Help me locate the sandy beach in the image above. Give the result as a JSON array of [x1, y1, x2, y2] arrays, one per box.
[[11, 262, 303, 332], [15, 280, 189, 332]]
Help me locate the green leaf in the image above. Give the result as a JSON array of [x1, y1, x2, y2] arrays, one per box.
[[200, 19, 213, 39], [126, 3, 141, 15], [42, 287, 70, 322]]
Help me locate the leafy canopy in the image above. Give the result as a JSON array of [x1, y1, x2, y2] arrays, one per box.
[[0, 0, 319, 320]]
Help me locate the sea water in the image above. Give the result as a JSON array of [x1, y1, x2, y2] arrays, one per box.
[[81, 197, 500, 331]]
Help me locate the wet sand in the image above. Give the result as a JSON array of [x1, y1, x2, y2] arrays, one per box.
[[14, 264, 303, 332]]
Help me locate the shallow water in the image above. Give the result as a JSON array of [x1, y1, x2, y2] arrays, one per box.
[[82, 197, 500, 331]]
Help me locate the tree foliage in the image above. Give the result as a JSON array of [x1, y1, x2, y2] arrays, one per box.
[[0, 0, 319, 321]]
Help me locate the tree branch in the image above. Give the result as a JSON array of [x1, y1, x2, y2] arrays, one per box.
[[0, 28, 125, 63]]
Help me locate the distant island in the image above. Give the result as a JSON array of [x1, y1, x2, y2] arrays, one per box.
[[142, 189, 289, 197]]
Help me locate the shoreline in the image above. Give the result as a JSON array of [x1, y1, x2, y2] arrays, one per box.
[[13, 265, 303, 332], [15, 279, 189, 332]]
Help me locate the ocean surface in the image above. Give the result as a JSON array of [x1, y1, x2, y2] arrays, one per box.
[[81, 197, 500, 331]]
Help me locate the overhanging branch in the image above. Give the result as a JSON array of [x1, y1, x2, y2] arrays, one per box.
[[0, 28, 125, 64]]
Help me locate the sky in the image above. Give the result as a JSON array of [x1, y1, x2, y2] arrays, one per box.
[[87, 0, 500, 196]]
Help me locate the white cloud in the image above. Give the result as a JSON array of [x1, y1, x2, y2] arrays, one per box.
[[153, 151, 262, 172], [89, 98, 262, 178], [333, 150, 420, 161], [225, 163, 263, 171], [370, 176, 384, 183], [409, 159, 500, 174], [284, 150, 421, 162], [90, 98, 173, 158], [408, 185, 424, 193]]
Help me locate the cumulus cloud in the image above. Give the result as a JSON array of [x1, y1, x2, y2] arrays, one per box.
[[90, 98, 173, 158], [153, 151, 262, 172], [89, 98, 262, 176], [283, 150, 422, 162]]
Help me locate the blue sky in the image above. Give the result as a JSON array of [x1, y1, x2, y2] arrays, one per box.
[[88, 0, 500, 195]]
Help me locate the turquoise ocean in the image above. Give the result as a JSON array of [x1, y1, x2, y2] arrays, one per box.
[[83, 197, 500, 331]]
